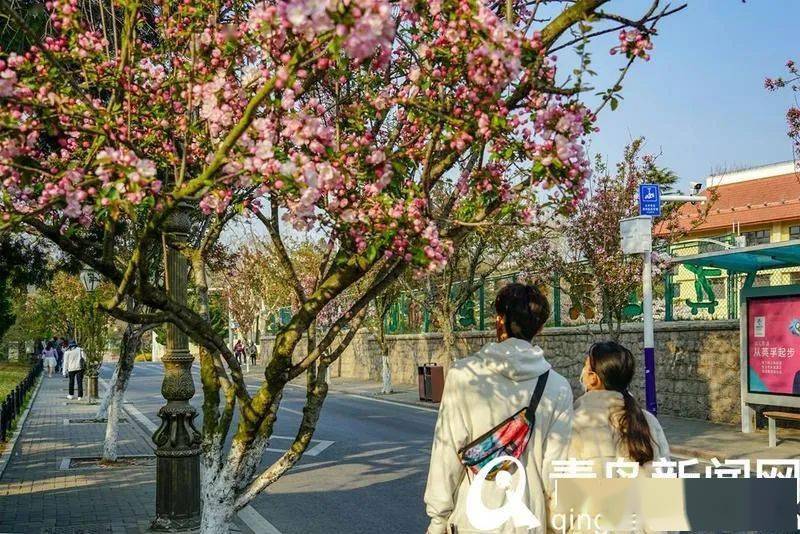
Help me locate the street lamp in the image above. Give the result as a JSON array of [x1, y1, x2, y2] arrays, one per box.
[[79, 268, 103, 401], [151, 207, 202, 531], [79, 268, 102, 292]]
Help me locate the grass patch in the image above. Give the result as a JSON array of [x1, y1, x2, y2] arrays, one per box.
[[0, 361, 32, 400], [0, 362, 37, 453]]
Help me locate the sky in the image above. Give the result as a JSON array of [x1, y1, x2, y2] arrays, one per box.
[[576, 0, 799, 190]]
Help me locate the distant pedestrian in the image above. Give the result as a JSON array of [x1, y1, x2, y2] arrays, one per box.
[[62, 340, 86, 400], [234, 340, 245, 366], [248, 341, 257, 366], [55, 337, 66, 374], [42, 342, 58, 377]]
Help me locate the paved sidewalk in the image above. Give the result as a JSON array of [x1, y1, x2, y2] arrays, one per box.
[[0, 375, 156, 533]]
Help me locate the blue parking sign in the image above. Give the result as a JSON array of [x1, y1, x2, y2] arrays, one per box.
[[638, 184, 661, 217]]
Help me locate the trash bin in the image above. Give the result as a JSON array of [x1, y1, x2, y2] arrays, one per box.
[[417, 365, 427, 401], [417, 364, 444, 402]]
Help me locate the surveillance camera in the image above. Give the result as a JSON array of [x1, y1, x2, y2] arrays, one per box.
[[689, 182, 702, 194]]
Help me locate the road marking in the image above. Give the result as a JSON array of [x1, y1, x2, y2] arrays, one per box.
[[263, 436, 335, 457], [305, 440, 335, 456], [284, 382, 439, 413], [238, 505, 283, 534], [126, 402, 158, 433]]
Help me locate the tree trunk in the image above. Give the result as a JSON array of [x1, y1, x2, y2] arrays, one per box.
[[99, 321, 145, 462], [381, 352, 392, 394], [437, 308, 456, 363], [199, 452, 237, 534], [377, 319, 392, 394]]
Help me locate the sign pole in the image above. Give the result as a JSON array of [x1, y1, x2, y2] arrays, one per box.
[[642, 248, 657, 415], [624, 186, 704, 417]]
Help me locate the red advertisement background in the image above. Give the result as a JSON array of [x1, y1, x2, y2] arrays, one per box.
[[747, 295, 800, 395]]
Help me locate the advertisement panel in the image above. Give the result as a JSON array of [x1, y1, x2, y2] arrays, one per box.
[[747, 294, 800, 396]]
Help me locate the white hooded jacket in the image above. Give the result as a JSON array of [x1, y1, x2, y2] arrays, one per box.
[[424, 338, 574, 534], [62, 346, 86, 374]]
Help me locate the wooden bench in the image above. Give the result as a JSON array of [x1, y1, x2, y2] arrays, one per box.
[[763, 411, 800, 447]]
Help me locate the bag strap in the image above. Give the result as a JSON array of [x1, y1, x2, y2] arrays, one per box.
[[525, 370, 550, 425]]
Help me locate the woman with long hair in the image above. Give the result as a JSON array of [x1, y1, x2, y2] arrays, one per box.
[[561, 341, 670, 532]]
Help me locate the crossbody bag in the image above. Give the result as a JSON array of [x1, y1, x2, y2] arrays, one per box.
[[457, 370, 549, 481]]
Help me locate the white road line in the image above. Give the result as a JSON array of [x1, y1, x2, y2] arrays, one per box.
[[238, 505, 283, 534], [99, 378, 286, 533], [263, 436, 335, 457], [284, 382, 439, 413], [125, 402, 158, 433], [305, 440, 335, 457]]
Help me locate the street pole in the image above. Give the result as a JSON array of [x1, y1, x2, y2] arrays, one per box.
[[642, 249, 657, 415], [151, 207, 202, 531], [624, 190, 706, 418]]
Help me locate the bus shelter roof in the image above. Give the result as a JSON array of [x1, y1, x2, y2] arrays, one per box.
[[674, 241, 800, 273]]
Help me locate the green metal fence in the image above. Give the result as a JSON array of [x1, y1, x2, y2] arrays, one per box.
[[665, 237, 800, 321], [259, 238, 800, 336]]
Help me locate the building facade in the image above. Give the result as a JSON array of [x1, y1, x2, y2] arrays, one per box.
[[663, 161, 800, 320]]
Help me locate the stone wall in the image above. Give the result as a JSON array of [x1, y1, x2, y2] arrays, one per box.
[[260, 320, 742, 424]]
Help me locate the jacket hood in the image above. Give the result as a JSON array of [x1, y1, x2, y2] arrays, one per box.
[[475, 337, 551, 382]]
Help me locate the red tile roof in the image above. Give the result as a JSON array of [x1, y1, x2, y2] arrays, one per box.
[[655, 172, 800, 236]]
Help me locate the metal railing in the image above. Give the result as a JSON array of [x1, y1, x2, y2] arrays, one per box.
[[257, 237, 800, 335], [0, 361, 42, 442]]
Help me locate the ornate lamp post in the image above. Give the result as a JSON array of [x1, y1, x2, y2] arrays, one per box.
[[151, 208, 202, 530], [79, 268, 102, 400]]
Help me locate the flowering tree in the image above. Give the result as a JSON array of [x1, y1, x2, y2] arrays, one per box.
[[402, 227, 516, 361], [0, 0, 684, 528], [519, 139, 706, 340], [765, 59, 800, 161]]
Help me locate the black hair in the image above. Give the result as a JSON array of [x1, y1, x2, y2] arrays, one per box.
[[588, 341, 655, 465], [494, 283, 550, 341]]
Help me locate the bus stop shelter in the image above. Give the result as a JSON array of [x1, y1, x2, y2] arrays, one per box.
[[675, 240, 800, 433]]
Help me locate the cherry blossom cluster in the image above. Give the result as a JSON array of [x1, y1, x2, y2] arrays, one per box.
[[611, 29, 653, 61], [0, 0, 621, 274], [766, 60, 800, 160]]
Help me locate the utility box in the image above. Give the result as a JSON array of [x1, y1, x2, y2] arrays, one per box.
[[418, 364, 444, 402]]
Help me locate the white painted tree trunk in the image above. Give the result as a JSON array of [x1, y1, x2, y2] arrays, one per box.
[[100, 319, 143, 463], [95, 366, 118, 419], [200, 446, 239, 534], [102, 387, 123, 461], [381, 353, 393, 394]]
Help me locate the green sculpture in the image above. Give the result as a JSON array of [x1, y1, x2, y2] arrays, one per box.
[[684, 264, 721, 314]]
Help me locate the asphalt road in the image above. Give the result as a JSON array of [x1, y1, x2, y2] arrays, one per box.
[[99, 362, 436, 534]]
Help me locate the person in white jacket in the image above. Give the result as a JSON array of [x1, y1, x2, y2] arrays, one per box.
[[559, 341, 670, 532], [62, 340, 86, 400], [424, 283, 574, 534]]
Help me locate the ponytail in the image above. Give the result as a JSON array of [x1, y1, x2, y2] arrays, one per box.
[[616, 389, 654, 465], [589, 341, 656, 465]]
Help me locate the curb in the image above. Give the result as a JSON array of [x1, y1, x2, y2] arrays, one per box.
[[286, 381, 441, 412], [670, 444, 725, 462], [0, 374, 43, 481]]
